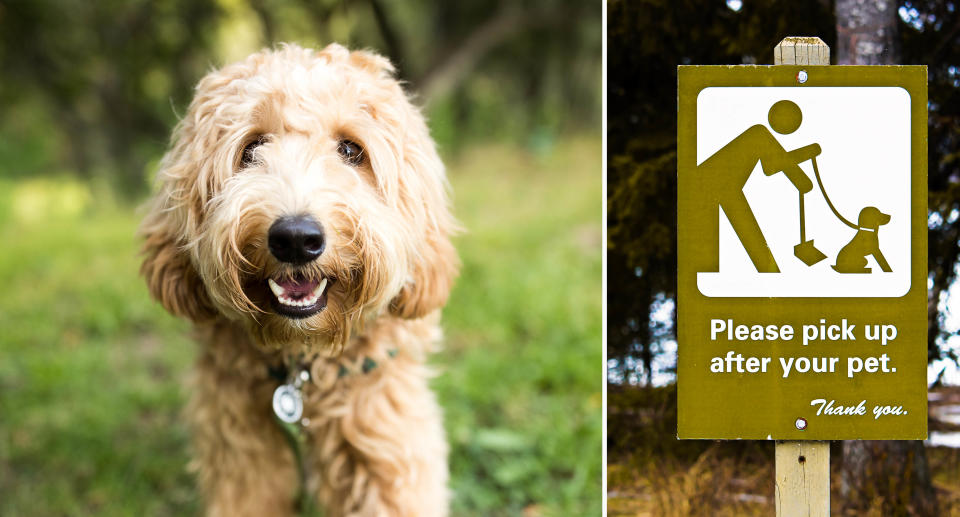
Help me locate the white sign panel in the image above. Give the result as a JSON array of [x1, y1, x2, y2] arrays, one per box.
[[696, 87, 911, 297]]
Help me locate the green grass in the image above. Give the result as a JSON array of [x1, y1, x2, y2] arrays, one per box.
[[0, 136, 601, 516]]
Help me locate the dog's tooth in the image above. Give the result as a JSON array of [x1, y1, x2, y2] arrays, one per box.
[[313, 277, 328, 296], [268, 278, 286, 297], [275, 288, 323, 309]]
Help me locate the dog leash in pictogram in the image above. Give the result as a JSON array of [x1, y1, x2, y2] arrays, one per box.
[[795, 155, 863, 266], [810, 155, 858, 230]]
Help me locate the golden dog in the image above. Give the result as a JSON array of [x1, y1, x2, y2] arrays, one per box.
[[140, 43, 458, 517]]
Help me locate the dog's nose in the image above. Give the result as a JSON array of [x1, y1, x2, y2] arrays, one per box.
[[268, 215, 325, 264]]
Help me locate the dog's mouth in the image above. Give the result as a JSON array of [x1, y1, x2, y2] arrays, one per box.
[[266, 274, 333, 319]]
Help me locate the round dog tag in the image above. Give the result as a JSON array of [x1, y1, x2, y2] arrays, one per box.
[[272, 384, 303, 424]]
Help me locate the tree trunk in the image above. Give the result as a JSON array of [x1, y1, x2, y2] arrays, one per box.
[[841, 441, 937, 515], [836, 0, 900, 64], [368, 0, 407, 80], [416, 3, 564, 102], [835, 1, 937, 514]]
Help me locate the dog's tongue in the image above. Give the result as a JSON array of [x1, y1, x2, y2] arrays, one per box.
[[276, 277, 319, 299]]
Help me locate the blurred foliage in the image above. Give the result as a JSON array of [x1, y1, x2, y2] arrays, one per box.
[[0, 1, 601, 513], [0, 137, 601, 515], [0, 0, 222, 194], [0, 0, 600, 196], [438, 137, 601, 514], [902, 1, 960, 363], [607, 385, 775, 516], [608, 0, 960, 384]]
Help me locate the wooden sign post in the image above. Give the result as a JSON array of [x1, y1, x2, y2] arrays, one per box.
[[773, 37, 830, 517], [676, 36, 928, 516]]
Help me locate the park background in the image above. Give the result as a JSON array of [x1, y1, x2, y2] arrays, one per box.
[[608, 0, 960, 515], [0, 1, 602, 515]]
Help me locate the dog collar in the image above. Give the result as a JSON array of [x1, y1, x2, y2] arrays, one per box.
[[268, 349, 399, 384], [268, 349, 399, 423]]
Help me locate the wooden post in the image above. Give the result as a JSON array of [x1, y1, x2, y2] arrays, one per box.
[[775, 440, 830, 516], [774, 36, 830, 65], [773, 36, 831, 517]]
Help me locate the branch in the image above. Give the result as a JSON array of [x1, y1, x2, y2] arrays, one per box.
[[294, 0, 338, 43], [928, 15, 960, 62], [248, 0, 276, 44], [368, 0, 407, 79], [416, 3, 564, 103]]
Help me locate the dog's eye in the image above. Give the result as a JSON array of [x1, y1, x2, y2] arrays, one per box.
[[241, 136, 264, 167], [337, 139, 365, 166]]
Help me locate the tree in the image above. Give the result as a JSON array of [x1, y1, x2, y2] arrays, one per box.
[[835, 1, 936, 514], [0, 0, 223, 195], [607, 0, 834, 383], [903, 0, 960, 371], [0, 0, 600, 196]]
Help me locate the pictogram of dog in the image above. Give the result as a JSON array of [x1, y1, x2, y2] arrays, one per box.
[[831, 206, 892, 274]]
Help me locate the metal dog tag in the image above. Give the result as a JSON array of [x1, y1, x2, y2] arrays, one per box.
[[272, 383, 303, 424]]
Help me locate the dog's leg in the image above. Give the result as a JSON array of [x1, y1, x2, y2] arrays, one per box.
[[305, 358, 449, 517], [187, 327, 300, 517], [873, 249, 892, 272]]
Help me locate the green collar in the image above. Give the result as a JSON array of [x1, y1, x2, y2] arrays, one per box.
[[268, 348, 398, 382]]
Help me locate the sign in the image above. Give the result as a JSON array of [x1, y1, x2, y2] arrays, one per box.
[[677, 66, 927, 440]]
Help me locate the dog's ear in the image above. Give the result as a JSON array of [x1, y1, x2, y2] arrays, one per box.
[[138, 63, 232, 324], [139, 118, 218, 327], [140, 199, 215, 323], [858, 206, 891, 230], [388, 123, 460, 319], [390, 232, 459, 320]]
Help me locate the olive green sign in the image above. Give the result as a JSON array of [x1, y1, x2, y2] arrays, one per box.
[[677, 66, 927, 440]]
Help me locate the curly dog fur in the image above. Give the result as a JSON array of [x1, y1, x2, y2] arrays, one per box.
[[140, 43, 458, 516]]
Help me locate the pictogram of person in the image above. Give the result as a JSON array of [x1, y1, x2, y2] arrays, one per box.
[[698, 100, 821, 272]]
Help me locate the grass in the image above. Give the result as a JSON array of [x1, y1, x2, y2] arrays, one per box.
[[0, 136, 601, 516]]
